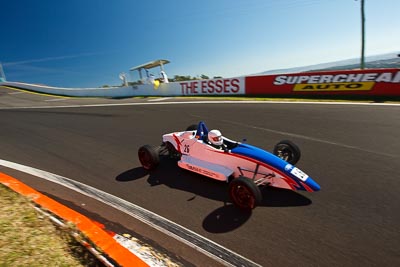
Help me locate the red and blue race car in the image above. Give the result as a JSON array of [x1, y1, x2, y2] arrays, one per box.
[[138, 121, 320, 210]]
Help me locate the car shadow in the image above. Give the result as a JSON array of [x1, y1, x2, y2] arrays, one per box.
[[116, 157, 312, 207], [116, 157, 312, 232], [117, 157, 231, 202], [202, 204, 252, 233], [116, 167, 148, 182], [201, 187, 312, 233]]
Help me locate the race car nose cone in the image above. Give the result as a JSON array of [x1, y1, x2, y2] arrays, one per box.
[[306, 177, 321, 191]]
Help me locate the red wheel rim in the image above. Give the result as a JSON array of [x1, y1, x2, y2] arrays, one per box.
[[139, 150, 151, 169], [230, 184, 255, 209]]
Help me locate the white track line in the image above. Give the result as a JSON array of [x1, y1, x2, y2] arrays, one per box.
[[0, 100, 399, 110], [45, 98, 67, 102], [8, 91, 25, 95], [147, 97, 172, 102], [220, 119, 398, 158]]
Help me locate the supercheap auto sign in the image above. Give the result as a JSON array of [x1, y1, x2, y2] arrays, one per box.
[[245, 69, 400, 96]]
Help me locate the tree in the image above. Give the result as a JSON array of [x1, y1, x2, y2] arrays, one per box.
[[172, 75, 193, 81]]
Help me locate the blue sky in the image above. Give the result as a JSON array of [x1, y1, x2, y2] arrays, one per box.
[[1, 0, 399, 87]]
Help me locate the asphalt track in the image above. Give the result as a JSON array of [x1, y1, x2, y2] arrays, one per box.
[[1, 86, 399, 266]]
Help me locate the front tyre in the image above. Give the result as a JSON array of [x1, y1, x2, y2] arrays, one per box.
[[273, 140, 301, 165], [229, 177, 262, 210], [138, 145, 160, 170]]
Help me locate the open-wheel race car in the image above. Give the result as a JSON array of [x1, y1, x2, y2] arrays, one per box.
[[138, 121, 320, 210]]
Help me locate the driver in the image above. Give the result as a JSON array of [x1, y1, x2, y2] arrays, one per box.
[[208, 130, 227, 151]]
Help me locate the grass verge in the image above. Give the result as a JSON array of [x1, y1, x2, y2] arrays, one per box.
[[0, 184, 101, 266]]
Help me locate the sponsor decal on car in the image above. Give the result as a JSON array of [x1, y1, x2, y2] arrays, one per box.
[[290, 167, 309, 182], [284, 164, 293, 171], [186, 164, 219, 179]]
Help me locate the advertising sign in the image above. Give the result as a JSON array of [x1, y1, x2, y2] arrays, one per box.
[[178, 77, 244, 95], [245, 69, 400, 96]]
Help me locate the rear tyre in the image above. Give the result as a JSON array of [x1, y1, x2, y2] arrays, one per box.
[[186, 124, 197, 131], [138, 145, 160, 170], [273, 140, 301, 165], [229, 177, 262, 210]]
